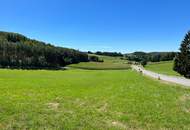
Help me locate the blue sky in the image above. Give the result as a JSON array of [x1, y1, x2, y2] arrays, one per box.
[[0, 0, 190, 53]]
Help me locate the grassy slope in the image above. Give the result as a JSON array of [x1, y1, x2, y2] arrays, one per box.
[[0, 69, 190, 129], [69, 55, 130, 70], [145, 61, 180, 76]]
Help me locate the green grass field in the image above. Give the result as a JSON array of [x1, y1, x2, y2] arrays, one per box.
[[69, 55, 130, 70], [0, 69, 190, 129], [145, 61, 181, 76]]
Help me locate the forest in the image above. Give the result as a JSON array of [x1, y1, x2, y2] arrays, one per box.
[[0, 31, 88, 69], [126, 51, 177, 63], [88, 51, 123, 57]]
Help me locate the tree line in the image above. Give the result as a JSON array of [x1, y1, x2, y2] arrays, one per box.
[[88, 51, 123, 57], [88, 55, 104, 62], [126, 51, 177, 64], [0, 31, 88, 69]]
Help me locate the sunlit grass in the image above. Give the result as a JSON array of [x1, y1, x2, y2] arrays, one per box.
[[69, 55, 129, 70], [145, 61, 180, 76], [0, 69, 190, 129]]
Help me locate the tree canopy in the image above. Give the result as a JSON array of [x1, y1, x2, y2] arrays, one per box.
[[92, 51, 123, 57], [0, 31, 88, 69], [174, 31, 190, 78], [126, 51, 176, 63]]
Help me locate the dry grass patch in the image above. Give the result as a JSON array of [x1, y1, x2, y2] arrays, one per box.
[[97, 103, 108, 112], [47, 102, 60, 110], [179, 94, 190, 113]]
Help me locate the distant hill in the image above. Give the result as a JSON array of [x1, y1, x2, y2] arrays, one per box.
[[126, 51, 177, 62], [88, 51, 123, 57], [0, 31, 88, 69]]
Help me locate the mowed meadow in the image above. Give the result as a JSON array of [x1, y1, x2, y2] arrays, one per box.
[[69, 55, 130, 70], [145, 61, 180, 76], [0, 57, 190, 129]]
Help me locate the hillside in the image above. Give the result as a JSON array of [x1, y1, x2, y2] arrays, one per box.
[[145, 61, 180, 76], [0, 31, 88, 69], [69, 55, 130, 70], [126, 51, 177, 62]]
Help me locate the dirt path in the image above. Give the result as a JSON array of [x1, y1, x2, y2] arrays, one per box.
[[132, 65, 190, 87]]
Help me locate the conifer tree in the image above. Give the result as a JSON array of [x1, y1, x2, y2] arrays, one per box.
[[174, 31, 190, 78]]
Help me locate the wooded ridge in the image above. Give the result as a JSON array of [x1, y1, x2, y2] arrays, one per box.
[[0, 31, 88, 69]]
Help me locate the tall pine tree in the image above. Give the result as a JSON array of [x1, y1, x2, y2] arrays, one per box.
[[174, 31, 190, 78]]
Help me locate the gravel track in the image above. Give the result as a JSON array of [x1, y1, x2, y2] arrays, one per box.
[[132, 65, 190, 87]]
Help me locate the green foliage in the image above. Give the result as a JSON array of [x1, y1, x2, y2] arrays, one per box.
[[126, 52, 176, 63], [93, 51, 123, 57], [0, 69, 190, 129], [174, 31, 190, 78], [0, 31, 88, 69], [140, 59, 147, 66], [88, 55, 104, 62]]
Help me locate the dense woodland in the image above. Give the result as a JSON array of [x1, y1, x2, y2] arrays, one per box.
[[126, 52, 177, 63], [0, 31, 88, 69], [88, 51, 123, 57]]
